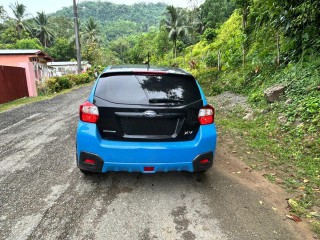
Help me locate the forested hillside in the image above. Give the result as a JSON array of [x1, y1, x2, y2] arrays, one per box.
[[53, 1, 165, 26], [0, 1, 166, 61], [52, 1, 166, 41]]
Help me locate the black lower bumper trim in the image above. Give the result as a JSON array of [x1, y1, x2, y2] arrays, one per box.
[[78, 152, 104, 172], [192, 152, 214, 172]]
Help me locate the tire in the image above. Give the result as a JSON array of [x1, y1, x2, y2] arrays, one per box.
[[80, 169, 95, 175], [194, 171, 206, 182]]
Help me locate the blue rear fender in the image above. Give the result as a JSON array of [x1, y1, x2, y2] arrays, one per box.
[[76, 122, 217, 173]]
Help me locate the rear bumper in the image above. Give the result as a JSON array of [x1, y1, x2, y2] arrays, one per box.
[[76, 122, 217, 173]]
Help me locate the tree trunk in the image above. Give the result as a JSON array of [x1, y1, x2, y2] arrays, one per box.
[[276, 31, 280, 67], [73, 0, 82, 73], [242, 44, 246, 68], [174, 39, 177, 62], [242, 3, 248, 68], [17, 26, 21, 40], [217, 49, 221, 71]]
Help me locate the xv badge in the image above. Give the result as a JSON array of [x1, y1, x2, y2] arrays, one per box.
[[184, 131, 193, 135]]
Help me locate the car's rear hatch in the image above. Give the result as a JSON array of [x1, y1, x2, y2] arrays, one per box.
[[94, 72, 203, 141]]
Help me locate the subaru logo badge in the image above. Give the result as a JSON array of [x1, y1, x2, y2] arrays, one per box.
[[143, 110, 157, 117]]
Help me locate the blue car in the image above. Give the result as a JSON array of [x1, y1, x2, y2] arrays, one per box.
[[76, 65, 217, 174]]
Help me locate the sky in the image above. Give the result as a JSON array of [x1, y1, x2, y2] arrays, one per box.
[[3, 0, 204, 17]]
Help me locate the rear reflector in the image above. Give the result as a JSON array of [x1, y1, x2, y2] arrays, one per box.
[[199, 159, 209, 164], [80, 101, 99, 123], [144, 167, 155, 172], [84, 159, 95, 165], [198, 105, 214, 125]]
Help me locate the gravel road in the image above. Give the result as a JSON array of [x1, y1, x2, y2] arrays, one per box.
[[0, 86, 303, 240]]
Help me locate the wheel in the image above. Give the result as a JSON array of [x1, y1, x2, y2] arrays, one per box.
[[194, 171, 206, 182]]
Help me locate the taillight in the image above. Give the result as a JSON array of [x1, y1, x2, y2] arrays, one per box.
[[198, 105, 214, 125], [80, 101, 99, 123], [84, 159, 95, 165]]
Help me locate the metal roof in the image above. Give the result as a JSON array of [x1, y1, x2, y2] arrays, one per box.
[[0, 49, 53, 61], [0, 49, 42, 55], [47, 61, 89, 66]]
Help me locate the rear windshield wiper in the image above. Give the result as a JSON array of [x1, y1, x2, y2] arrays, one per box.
[[149, 98, 184, 104]]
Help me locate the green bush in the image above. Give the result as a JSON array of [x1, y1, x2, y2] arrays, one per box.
[[202, 28, 217, 42], [45, 78, 61, 93], [57, 76, 72, 89], [69, 73, 92, 85], [36, 82, 49, 96], [44, 73, 94, 93], [248, 90, 264, 103]]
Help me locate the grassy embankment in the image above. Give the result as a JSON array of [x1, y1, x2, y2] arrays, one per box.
[[156, 10, 320, 234]]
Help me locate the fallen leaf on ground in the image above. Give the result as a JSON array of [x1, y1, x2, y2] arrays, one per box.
[[276, 180, 283, 184], [307, 212, 320, 219], [288, 199, 299, 208], [259, 201, 263, 205], [272, 207, 278, 211], [303, 178, 309, 183], [286, 214, 302, 222], [244, 167, 253, 172]]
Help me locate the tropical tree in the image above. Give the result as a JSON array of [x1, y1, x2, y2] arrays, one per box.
[[232, 0, 252, 67], [0, 26, 30, 44], [48, 16, 74, 39], [162, 6, 189, 60], [185, 8, 205, 44], [109, 37, 130, 63], [46, 37, 75, 61], [33, 11, 54, 47], [9, 2, 29, 39], [0, 5, 7, 21], [81, 17, 102, 46], [201, 0, 235, 29], [14, 38, 42, 49]]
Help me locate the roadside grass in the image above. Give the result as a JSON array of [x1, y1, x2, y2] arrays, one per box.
[[212, 104, 320, 234], [0, 83, 93, 113], [312, 221, 320, 235], [0, 96, 51, 113]]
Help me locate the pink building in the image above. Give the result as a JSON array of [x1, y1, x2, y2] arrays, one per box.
[[0, 49, 53, 97]]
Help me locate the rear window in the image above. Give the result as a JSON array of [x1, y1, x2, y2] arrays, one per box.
[[95, 74, 201, 105]]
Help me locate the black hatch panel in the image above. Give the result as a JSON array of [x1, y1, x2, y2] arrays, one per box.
[[94, 73, 203, 141]]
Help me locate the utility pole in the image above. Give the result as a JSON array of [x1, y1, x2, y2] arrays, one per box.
[[73, 0, 82, 73]]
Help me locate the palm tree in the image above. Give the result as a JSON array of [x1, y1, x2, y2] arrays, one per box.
[[193, 8, 206, 35], [0, 5, 7, 21], [9, 2, 29, 39], [81, 17, 102, 46], [33, 11, 54, 47], [162, 6, 188, 60]]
